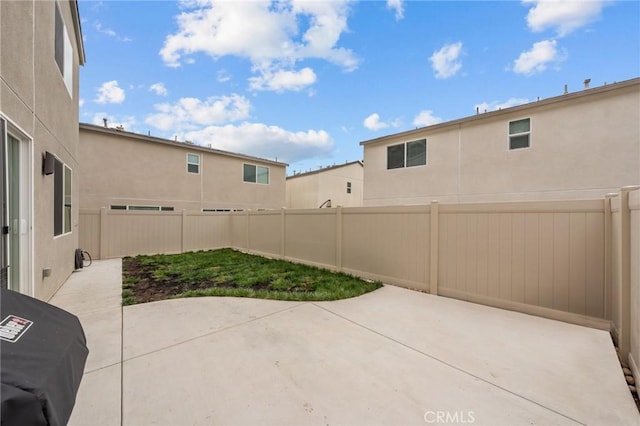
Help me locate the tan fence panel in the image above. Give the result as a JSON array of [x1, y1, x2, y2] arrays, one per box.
[[284, 209, 336, 269], [229, 212, 248, 250], [103, 211, 183, 258], [628, 189, 640, 381], [248, 210, 282, 258], [183, 212, 231, 252], [438, 201, 606, 322], [79, 209, 101, 258], [341, 206, 429, 291]]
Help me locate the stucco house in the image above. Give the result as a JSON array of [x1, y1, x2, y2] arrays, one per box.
[[286, 161, 363, 209], [360, 78, 640, 206], [1, 0, 85, 299], [79, 123, 287, 212]]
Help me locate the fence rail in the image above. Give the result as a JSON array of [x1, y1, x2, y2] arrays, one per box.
[[79, 187, 640, 377]]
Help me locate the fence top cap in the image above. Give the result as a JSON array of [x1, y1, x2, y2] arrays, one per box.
[[621, 185, 640, 192]]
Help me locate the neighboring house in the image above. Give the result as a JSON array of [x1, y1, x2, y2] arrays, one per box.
[[79, 123, 287, 212], [286, 161, 363, 209], [360, 78, 640, 206], [1, 0, 85, 299]]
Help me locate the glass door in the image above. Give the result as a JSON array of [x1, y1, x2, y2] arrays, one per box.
[[1, 119, 7, 288], [1, 117, 32, 295], [7, 133, 20, 291]]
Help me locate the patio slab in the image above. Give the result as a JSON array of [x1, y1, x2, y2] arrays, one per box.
[[50, 259, 639, 425]]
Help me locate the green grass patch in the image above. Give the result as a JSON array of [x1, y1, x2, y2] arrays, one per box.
[[122, 248, 382, 305]]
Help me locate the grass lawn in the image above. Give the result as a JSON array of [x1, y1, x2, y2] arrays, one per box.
[[122, 248, 382, 305]]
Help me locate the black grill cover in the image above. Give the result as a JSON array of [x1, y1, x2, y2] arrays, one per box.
[[1, 288, 88, 426]]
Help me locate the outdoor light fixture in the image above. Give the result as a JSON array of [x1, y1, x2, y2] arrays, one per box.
[[43, 152, 55, 175]]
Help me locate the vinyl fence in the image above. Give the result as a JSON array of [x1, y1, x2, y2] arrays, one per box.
[[79, 186, 640, 374]]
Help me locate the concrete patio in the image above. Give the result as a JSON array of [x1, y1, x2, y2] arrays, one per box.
[[50, 259, 639, 425]]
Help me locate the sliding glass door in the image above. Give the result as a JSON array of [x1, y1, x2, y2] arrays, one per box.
[[1, 117, 33, 294]]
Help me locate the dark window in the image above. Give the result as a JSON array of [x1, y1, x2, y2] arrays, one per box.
[[509, 118, 531, 150], [347, 182, 352, 194], [187, 153, 200, 174], [387, 139, 427, 169], [53, 158, 71, 236], [406, 139, 427, 167], [54, 3, 64, 75], [387, 144, 405, 169], [243, 164, 269, 184]]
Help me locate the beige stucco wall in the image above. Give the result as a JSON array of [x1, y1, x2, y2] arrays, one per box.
[[362, 79, 640, 206], [79, 125, 286, 211], [1, 0, 83, 300], [286, 162, 363, 208]]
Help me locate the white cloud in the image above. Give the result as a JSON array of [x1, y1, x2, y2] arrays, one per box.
[[159, 0, 358, 92], [95, 80, 125, 104], [145, 94, 252, 132], [363, 113, 389, 131], [90, 113, 136, 131], [79, 98, 85, 108], [430, 42, 463, 79], [474, 98, 530, 113], [512, 39, 564, 75], [249, 67, 317, 92], [217, 70, 231, 83], [94, 21, 132, 42], [387, 0, 404, 21], [523, 0, 607, 37], [149, 82, 168, 96], [412, 110, 443, 128], [183, 122, 334, 164]]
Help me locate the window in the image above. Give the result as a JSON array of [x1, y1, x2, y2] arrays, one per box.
[[346, 182, 352, 194], [54, 2, 73, 95], [187, 153, 200, 174], [110, 205, 174, 211], [54, 158, 71, 236], [387, 139, 427, 169], [509, 118, 530, 150], [243, 164, 269, 184]]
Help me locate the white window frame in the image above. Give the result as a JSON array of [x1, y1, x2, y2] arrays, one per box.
[[187, 153, 200, 174], [243, 163, 270, 185], [508, 118, 531, 150], [54, 1, 73, 96], [53, 157, 72, 237], [387, 139, 427, 170]]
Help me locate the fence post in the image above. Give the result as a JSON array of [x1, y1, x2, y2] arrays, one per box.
[[336, 206, 343, 272], [618, 185, 640, 365], [181, 210, 188, 253], [429, 201, 439, 295], [280, 207, 286, 259], [99, 207, 107, 259], [604, 193, 616, 321], [245, 209, 250, 252]]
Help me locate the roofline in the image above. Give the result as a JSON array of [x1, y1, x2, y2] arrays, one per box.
[[360, 77, 640, 146], [71, 0, 85, 65], [286, 160, 363, 179], [79, 123, 288, 167]]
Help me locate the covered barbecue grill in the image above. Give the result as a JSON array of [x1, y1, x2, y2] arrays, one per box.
[[1, 287, 88, 425]]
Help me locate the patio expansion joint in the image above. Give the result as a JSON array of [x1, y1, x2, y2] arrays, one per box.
[[121, 302, 309, 364], [311, 302, 586, 426]]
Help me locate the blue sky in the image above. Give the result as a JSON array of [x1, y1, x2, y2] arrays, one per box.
[[78, 0, 640, 175]]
